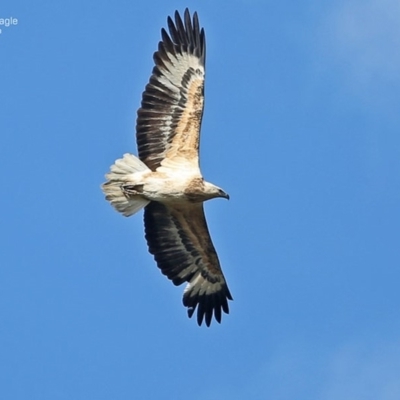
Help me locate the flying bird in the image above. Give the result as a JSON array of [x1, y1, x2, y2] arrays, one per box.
[[102, 9, 232, 327]]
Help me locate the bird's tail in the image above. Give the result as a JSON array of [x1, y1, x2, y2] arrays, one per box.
[[102, 153, 150, 217]]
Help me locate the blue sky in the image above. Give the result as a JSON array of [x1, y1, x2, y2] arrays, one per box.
[[1, 0, 400, 399]]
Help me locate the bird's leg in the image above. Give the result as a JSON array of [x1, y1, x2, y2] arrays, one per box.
[[121, 184, 144, 197]]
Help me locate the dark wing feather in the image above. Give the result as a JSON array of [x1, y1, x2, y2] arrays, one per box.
[[144, 201, 232, 327], [136, 9, 206, 172]]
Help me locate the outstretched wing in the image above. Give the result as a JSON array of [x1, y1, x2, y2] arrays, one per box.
[[136, 8, 206, 172], [144, 201, 232, 327]]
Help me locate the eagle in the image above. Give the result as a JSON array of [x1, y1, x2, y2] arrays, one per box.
[[102, 9, 232, 327]]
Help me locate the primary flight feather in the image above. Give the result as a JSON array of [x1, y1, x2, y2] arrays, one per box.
[[102, 9, 232, 327]]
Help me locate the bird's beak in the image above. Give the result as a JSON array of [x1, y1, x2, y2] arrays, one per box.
[[221, 191, 230, 200]]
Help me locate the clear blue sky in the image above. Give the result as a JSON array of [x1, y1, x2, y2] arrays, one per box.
[[1, 0, 400, 399]]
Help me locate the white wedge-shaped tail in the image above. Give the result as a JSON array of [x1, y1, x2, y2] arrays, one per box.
[[102, 153, 150, 217]]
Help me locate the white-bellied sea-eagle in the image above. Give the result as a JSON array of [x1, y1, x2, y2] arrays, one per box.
[[102, 9, 232, 327]]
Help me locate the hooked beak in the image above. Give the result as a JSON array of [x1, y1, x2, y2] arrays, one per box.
[[220, 190, 230, 200]]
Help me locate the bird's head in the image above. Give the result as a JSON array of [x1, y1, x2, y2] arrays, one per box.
[[203, 181, 230, 201]]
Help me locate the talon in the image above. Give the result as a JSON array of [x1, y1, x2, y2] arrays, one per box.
[[121, 184, 138, 196]]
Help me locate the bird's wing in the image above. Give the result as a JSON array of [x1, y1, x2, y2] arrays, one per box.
[[144, 201, 232, 326], [136, 9, 205, 172]]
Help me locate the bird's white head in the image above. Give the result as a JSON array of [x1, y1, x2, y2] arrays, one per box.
[[203, 181, 230, 201]]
